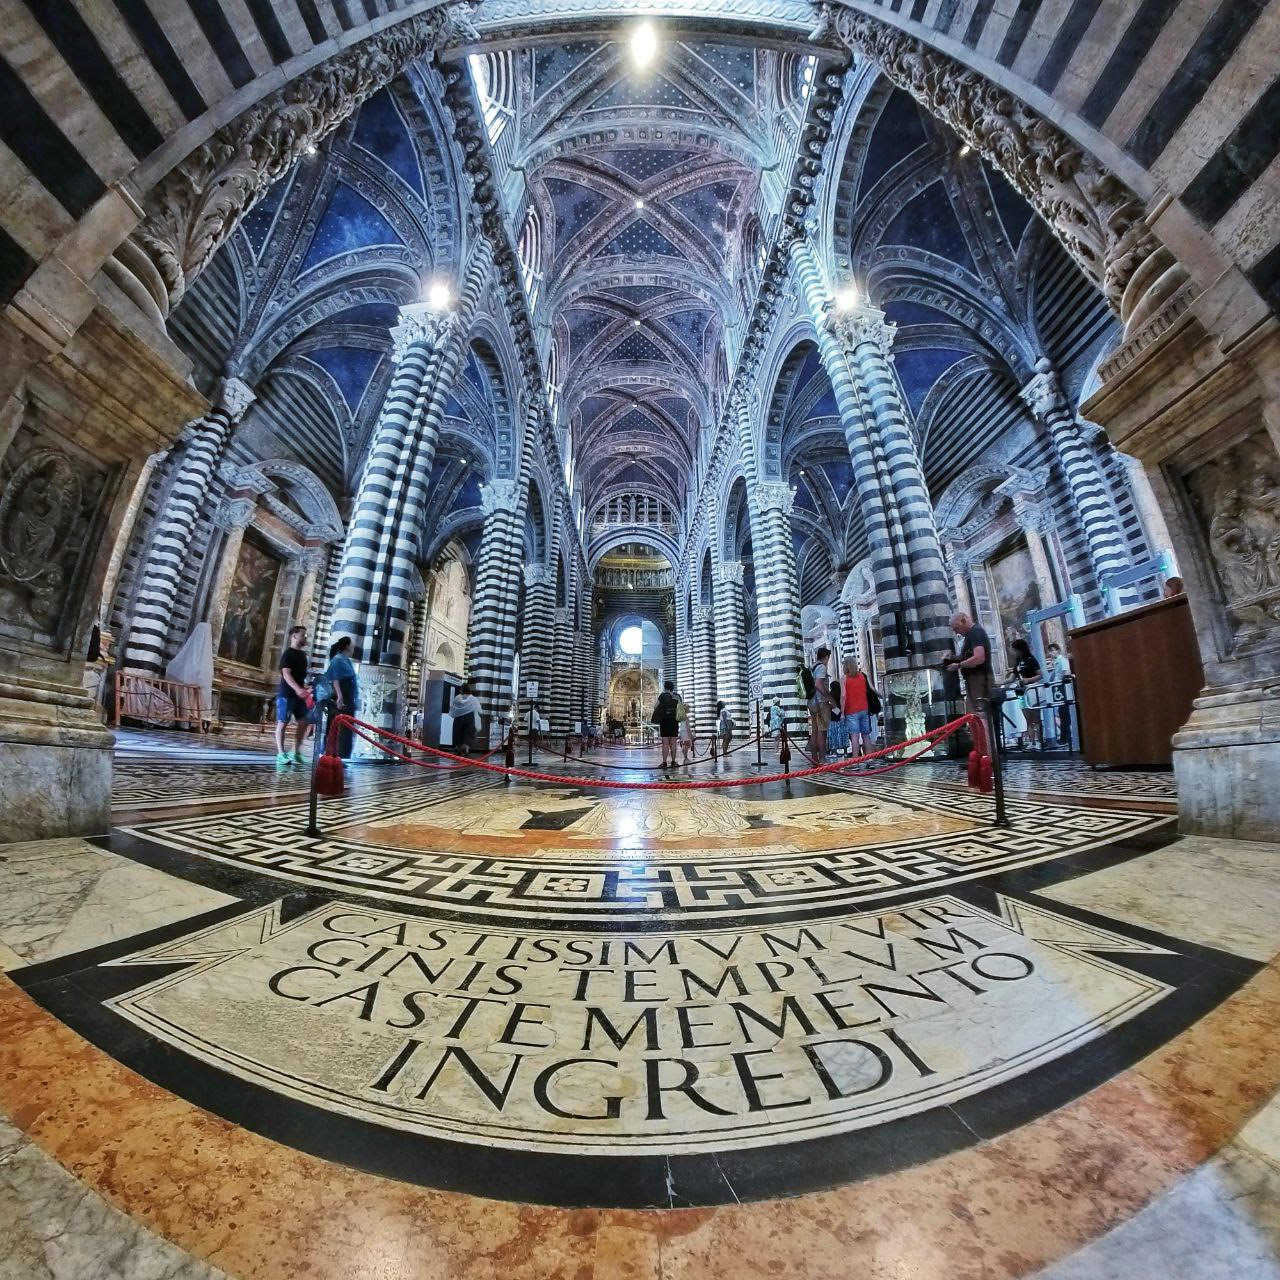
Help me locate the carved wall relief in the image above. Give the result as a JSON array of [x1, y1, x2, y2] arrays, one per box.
[[0, 418, 115, 653], [1185, 432, 1280, 645]]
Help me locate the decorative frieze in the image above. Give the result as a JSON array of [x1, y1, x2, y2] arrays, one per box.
[[392, 305, 457, 363], [480, 479, 520, 516], [749, 482, 796, 517], [131, 12, 452, 314], [825, 5, 1158, 311]]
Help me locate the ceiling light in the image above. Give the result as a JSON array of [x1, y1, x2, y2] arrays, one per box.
[[834, 282, 859, 312], [958, 143, 972, 157], [424, 278, 453, 310], [629, 21, 659, 71], [632, 319, 641, 327], [634, 198, 645, 209], [304, 142, 318, 156]]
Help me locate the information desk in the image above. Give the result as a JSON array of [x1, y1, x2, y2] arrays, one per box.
[[1068, 595, 1203, 767]]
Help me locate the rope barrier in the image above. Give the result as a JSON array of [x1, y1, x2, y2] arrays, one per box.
[[529, 732, 763, 773], [330, 712, 980, 792]]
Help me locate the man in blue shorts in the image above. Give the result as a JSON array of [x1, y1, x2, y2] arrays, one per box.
[[275, 624, 311, 765]]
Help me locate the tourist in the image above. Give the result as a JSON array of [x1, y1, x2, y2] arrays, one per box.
[[768, 696, 784, 738], [716, 699, 733, 756], [827, 676, 845, 757], [1163, 575, 1185, 599], [943, 613, 995, 753], [1010, 637, 1044, 749], [678, 693, 697, 764], [451, 683, 481, 754], [653, 680, 680, 768], [808, 644, 832, 764], [1045, 642, 1071, 746], [323, 636, 359, 760], [841, 656, 875, 758], [274, 625, 310, 767]]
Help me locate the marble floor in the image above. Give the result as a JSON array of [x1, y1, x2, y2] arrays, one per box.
[[1, 730, 1277, 1278]]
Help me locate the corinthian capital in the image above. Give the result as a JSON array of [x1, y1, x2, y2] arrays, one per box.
[[130, 12, 448, 315], [214, 376, 256, 422], [523, 563, 552, 588], [828, 8, 1159, 311], [716, 560, 745, 586], [1020, 358, 1067, 421], [392, 304, 455, 363], [828, 304, 896, 358], [749, 482, 796, 516], [212, 497, 255, 532], [480, 479, 520, 516]]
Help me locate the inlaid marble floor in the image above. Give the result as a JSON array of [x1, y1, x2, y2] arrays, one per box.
[[1, 730, 1277, 1278]]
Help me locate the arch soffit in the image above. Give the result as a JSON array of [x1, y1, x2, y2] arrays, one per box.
[[933, 461, 1048, 532]]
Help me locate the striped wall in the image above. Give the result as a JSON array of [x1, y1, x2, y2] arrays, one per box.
[[843, 0, 1280, 311]]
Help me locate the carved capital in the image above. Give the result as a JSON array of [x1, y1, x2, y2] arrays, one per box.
[[524, 563, 552, 588], [1020, 359, 1067, 421], [749, 482, 796, 517], [554, 606, 575, 626], [214, 377, 255, 422], [716, 560, 744, 586], [130, 12, 448, 313], [943, 547, 972, 577], [299, 547, 329, 575], [392, 304, 456, 363], [211, 498, 255, 532], [480, 479, 520, 516], [829, 9, 1160, 311], [827, 303, 896, 358], [693, 605, 713, 625], [1012, 499, 1055, 536]]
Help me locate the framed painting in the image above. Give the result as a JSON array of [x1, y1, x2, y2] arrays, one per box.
[[985, 539, 1042, 660], [217, 535, 281, 667]]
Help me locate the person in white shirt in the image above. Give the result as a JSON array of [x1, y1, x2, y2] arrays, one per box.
[[1044, 643, 1071, 746], [451, 684, 481, 754]]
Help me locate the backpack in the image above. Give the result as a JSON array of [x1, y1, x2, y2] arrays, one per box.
[[798, 664, 816, 700], [866, 680, 882, 716], [829, 679, 841, 713], [312, 673, 334, 703]]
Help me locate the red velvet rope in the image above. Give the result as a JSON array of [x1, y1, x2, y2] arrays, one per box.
[[329, 713, 980, 792]]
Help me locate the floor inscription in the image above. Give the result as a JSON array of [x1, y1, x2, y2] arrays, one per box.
[[104, 895, 1174, 1155]]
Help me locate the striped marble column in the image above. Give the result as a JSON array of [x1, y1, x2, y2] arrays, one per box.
[[332, 240, 492, 664], [675, 588, 692, 701], [834, 585, 859, 675], [549, 605, 575, 734], [520, 563, 554, 725], [833, 304, 953, 666], [1021, 358, 1130, 598], [713, 560, 749, 732], [573, 624, 591, 731], [690, 604, 716, 739], [466, 479, 523, 728], [748, 482, 805, 724], [123, 376, 255, 672], [790, 236, 908, 667]]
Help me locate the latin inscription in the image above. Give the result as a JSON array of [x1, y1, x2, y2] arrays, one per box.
[[104, 896, 1173, 1154]]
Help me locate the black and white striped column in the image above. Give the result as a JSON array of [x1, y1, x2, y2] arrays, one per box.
[[466, 480, 523, 727], [549, 604, 575, 733], [123, 376, 255, 673], [331, 239, 493, 665], [713, 560, 749, 732], [675, 584, 692, 702], [691, 604, 716, 737], [519, 562, 554, 726], [747, 482, 806, 724], [1021, 358, 1130, 599], [838, 306, 953, 664]]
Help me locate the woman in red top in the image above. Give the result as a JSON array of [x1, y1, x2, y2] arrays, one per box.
[[842, 656, 874, 757]]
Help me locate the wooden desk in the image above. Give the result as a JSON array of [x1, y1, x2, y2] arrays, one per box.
[[1069, 596, 1203, 767]]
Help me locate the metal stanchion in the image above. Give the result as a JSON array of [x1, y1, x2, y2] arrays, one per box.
[[527, 719, 534, 766], [506, 724, 517, 783], [779, 720, 791, 776], [754, 700, 764, 768], [305, 701, 328, 838], [986, 698, 1011, 828]]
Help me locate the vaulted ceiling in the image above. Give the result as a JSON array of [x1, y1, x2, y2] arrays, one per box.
[[473, 34, 816, 515]]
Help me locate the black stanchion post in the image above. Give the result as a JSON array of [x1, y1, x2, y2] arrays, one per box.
[[305, 701, 327, 838], [779, 720, 791, 776], [987, 698, 1011, 828], [755, 700, 764, 768], [505, 724, 517, 784]]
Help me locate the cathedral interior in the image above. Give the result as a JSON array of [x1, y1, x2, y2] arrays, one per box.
[[1, 2, 1279, 1276]]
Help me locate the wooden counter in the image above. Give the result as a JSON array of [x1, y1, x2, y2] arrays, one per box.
[[1068, 595, 1203, 767]]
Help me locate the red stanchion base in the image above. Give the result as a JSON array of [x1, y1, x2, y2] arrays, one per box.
[[315, 753, 345, 796], [978, 755, 993, 794]]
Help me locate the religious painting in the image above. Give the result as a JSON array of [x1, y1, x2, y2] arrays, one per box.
[[986, 539, 1042, 658], [218, 535, 280, 667]]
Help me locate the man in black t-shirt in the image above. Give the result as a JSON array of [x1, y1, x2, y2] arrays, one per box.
[[275, 625, 310, 765], [943, 613, 994, 715]]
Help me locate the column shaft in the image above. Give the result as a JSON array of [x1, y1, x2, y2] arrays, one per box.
[[748, 485, 805, 723], [713, 561, 748, 730], [124, 377, 254, 671]]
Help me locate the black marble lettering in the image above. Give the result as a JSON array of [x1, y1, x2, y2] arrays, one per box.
[[497, 1002, 554, 1049], [970, 952, 1035, 981], [267, 964, 338, 1000], [415, 1045, 524, 1110], [624, 968, 668, 1003], [733, 1048, 811, 1112], [914, 927, 986, 961], [761, 928, 825, 957], [623, 940, 677, 966], [679, 965, 748, 1000], [566, 966, 614, 1000], [676, 1004, 732, 1050], [533, 1058, 622, 1121], [312, 979, 379, 1021], [861, 975, 948, 1018], [582, 1006, 660, 1051], [755, 959, 795, 992], [731, 995, 819, 1044], [644, 1058, 734, 1120]]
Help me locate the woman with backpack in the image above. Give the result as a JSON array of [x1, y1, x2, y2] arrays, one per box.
[[716, 700, 733, 756], [652, 680, 680, 769], [841, 656, 879, 758]]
